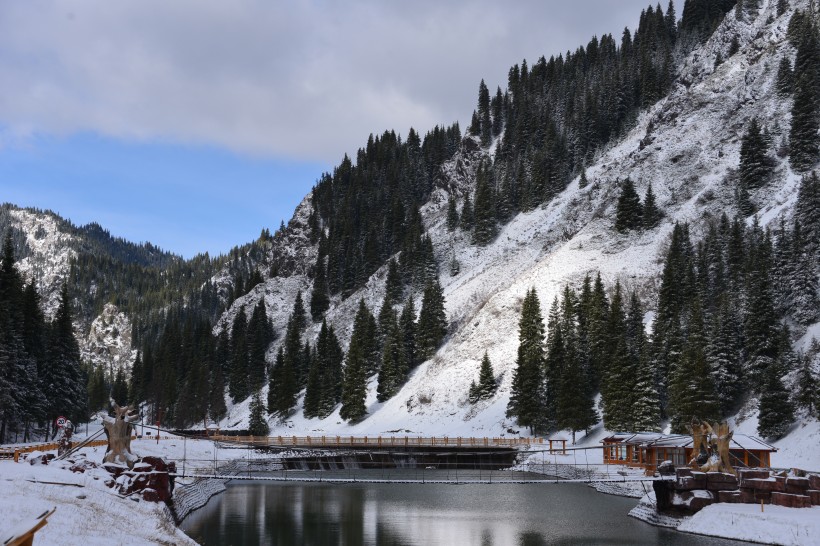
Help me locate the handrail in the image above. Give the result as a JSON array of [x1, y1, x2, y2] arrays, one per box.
[[209, 435, 548, 448]]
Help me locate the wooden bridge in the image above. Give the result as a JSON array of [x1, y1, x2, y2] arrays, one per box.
[[211, 434, 568, 452]]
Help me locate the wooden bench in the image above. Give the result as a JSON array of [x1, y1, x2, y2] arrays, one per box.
[[2, 507, 56, 546]]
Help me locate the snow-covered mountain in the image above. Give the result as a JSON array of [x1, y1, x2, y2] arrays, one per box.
[[209, 0, 819, 464], [4, 0, 818, 467]]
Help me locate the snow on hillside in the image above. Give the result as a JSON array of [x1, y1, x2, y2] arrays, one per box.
[[8, 208, 77, 317], [207, 0, 820, 474], [80, 303, 138, 380]]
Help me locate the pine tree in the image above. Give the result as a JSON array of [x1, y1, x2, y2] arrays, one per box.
[[615, 178, 643, 232], [744, 224, 780, 388], [460, 194, 474, 231], [376, 313, 408, 402], [248, 391, 270, 436], [601, 282, 633, 431], [790, 24, 820, 171], [416, 278, 447, 361], [705, 298, 744, 415], [478, 79, 492, 146], [446, 193, 459, 231], [668, 299, 721, 433], [112, 368, 129, 406], [473, 165, 498, 245], [642, 182, 661, 228], [757, 362, 794, 438], [776, 57, 794, 95], [579, 170, 589, 189], [469, 351, 498, 404], [399, 295, 418, 369], [228, 307, 249, 402], [794, 354, 818, 417], [310, 255, 330, 321], [46, 283, 87, 425], [340, 300, 370, 422], [385, 258, 404, 304], [739, 118, 772, 191], [506, 288, 546, 435], [247, 299, 272, 392]]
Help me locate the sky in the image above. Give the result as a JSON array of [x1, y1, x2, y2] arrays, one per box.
[[0, 0, 681, 258]]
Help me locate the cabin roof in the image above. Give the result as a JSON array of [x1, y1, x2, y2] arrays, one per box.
[[602, 433, 776, 452]]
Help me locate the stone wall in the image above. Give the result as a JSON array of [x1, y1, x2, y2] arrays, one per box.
[[654, 468, 820, 516]]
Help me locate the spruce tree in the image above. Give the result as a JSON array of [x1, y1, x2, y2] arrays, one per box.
[[385, 258, 404, 304], [399, 295, 418, 368], [469, 351, 498, 402], [757, 361, 794, 438], [578, 170, 589, 189], [310, 255, 330, 321], [46, 283, 87, 424], [794, 353, 818, 417], [248, 391, 270, 436], [377, 313, 408, 402], [472, 165, 498, 245], [790, 24, 820, 171], [601, 282, 633, 431], [460, 194, 474, 231], [416, 278, 447, 361], [776, 57, 794, 95], [340, 300, 370, 422], [478, 79, 492, 146], [446, 193, 459, 231], [642, 182, 661, 228], [228, 307, 249, 402], [506, 288, 546, 435], [739, 118, 772, 190], [247, 299, 272, 392], [615, 178, 643, 232]]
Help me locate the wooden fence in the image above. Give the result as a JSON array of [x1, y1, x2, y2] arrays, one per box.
[[211, 435, 550, 449]]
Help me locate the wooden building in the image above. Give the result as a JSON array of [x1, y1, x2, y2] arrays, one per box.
[[602, 433, 777, 472]]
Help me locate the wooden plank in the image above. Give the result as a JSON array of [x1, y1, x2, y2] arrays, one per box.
[[3, 507, 55, 546]]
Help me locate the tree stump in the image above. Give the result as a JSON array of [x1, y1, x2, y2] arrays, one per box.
[[102, 403, 140, 468]]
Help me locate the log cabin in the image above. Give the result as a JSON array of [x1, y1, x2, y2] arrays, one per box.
[[601, 433, 777, 472]]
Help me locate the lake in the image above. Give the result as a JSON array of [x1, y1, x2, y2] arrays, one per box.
[[181, 471, 747, 545]]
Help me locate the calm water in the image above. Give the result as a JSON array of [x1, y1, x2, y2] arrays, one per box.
[[181, 472, 747, 546]]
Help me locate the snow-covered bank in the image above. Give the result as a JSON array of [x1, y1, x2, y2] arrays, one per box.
[[679, 503, 820, 546], [0, 435, 234, 546], [0, 459, 197, 546], [630, 492, 820, 546]]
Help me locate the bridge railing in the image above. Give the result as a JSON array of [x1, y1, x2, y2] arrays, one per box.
[[211, 435, 550, 449]]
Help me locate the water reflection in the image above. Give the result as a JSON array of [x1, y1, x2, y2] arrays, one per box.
[[182, 474, 746, 546]]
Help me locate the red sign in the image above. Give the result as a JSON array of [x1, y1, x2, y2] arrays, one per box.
[[55, 416, 67, 428]]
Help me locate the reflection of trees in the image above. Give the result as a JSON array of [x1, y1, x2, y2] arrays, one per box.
[[517, 532, 548, 546]]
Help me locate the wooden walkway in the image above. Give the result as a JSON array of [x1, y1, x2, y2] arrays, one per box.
[[212, 435, 563, 451]]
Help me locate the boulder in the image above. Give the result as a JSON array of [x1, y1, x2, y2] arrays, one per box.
[[771, 492, 811, 508], [738, 469, 770, 481], [808, 474, 820, 490], [706, 472, 738, 491], [716, 490, 743, 503], [807, 490, 820, 506], [785, 477, 810, 495], [69, 459, 98, 474], [740, 478, 784, 492]]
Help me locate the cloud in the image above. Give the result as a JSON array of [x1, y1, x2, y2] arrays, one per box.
[[0, 0, 680, 163]]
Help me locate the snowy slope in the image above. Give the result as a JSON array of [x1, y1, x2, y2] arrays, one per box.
[[211, 0, 820, 473]]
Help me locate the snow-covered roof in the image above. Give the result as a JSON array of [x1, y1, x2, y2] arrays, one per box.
[[602, 433, 777, 452]]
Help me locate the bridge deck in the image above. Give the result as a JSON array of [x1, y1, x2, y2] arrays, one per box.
[[174, 470, 671, 485], [211, 434, 557, 450]]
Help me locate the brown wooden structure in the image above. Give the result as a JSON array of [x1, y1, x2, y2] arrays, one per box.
[[602, 433, 776, 472], [2, 507, 55, 546], [212, 435, 547, 449]]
